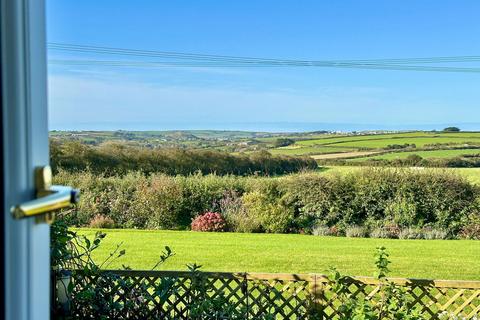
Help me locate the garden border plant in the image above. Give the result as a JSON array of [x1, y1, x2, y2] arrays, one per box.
[[51, 220, 175, 319]]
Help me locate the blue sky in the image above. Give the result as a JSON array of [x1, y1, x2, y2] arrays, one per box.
[[47, 1, 480, 132]]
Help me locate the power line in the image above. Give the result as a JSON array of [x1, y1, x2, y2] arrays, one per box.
[[48, 42, 480, 64], [47, 42, 480, 73], [48, 59, 480, 73]]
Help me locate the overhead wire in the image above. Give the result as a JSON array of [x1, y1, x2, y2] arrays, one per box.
[[47, 59, 480, 73], [48, 42, 480, 64], [47, 42, 480, 73]]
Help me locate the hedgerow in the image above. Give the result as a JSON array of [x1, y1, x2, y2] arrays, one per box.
[[50, 140, 317, 176], [54, 168, 480, 237]]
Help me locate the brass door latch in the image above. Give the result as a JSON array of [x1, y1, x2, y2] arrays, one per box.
[[11, 166, 80, 223]]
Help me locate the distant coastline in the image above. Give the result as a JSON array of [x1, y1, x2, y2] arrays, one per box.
[[49, 121, 480, 133]]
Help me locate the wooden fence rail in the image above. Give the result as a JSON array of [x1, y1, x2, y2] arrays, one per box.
[[54, 270, 480, 319]]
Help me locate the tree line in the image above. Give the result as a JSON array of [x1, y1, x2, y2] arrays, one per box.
[[50, 140, 318, 176]]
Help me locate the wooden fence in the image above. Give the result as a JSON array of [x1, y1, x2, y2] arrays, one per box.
[[55, 270, 480, 319]]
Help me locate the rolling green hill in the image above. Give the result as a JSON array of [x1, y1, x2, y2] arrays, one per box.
[[51, 130, 480, 165], [269, 131, 480, 162], [349, 149, 480, 162]]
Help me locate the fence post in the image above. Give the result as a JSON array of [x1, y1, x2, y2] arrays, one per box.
[[308, 274, 324, 318], [243, 272, 249, 319]]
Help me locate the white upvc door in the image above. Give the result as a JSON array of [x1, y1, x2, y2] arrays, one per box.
[[1, 0, 51, 319]]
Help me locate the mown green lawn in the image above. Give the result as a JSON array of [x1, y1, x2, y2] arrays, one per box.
[[77, 229, 480, 280]]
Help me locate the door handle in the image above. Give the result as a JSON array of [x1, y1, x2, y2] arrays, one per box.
[[11, 166, 79, 223]]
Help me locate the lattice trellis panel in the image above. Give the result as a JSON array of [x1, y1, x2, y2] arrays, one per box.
[[246, 274, 312, 319], [312, 276, 480, 320], [55, 270, 480, 319]]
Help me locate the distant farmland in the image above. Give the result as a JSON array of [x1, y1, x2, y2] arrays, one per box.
[[51, 129, 480, 164], [269, 131, 480, 161], [350, 148, 480, 162], [330, 136, 480, 148], [269, 146, 355, 156]]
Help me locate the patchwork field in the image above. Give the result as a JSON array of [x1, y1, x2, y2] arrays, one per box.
[[269, 146, 355, 156], [296, 132, 480, 146], [294, 132, 427, 146], [330, 137, 480, 148], [51, 130, 480, 163], [349, 148, 480, 162], [311, 151, 382, 160], [269, 131, 480, 160], [78, 229, 480, 280]]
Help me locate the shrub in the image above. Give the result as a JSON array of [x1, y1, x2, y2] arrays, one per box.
[[273, 138, 295, 148], [312, 224, 341, 237], [326, 247, 423, 319], [312, 225, 331, 236], [458, 211, 480, 239], [398, 228, 423, 240], [54, 167, 480, 237], [135, 174, 186, 229], [218, 190, 258, 233], [242, 190, 293, 233], [404, 154, 423, 165], [370, 228, 390, 239], [385, 196, 417, 227], [191, 212, 227, 232], [422, 227, 449, 240], [178, 174, 246, 229], [284, 172, 356, 228], [345, 225, 368, 238], [53, 170, 148, 228], [89, 215, 115, 228], [50, 220, 174, 319], [370, 224, 400, 239], [312, 225, 332, 237], [459, 223, 480, 240]]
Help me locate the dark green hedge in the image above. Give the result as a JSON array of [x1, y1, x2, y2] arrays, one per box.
[[50, 141, 317, 176], [54, 168, 480, 236]]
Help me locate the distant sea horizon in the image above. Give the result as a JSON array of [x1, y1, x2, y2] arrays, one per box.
[[49, 122, 480, 133]]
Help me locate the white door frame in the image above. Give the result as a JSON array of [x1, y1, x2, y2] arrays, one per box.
[[1, 0, 50, 319]]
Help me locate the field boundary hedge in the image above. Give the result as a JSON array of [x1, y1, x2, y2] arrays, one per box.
[[54, 168, 480, 238], [50, 140, 317, 176]]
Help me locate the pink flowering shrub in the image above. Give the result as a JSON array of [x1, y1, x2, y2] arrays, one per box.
[[191, 212, 226, 232]]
